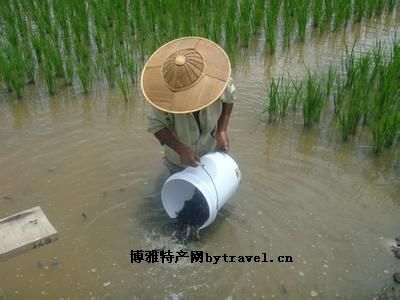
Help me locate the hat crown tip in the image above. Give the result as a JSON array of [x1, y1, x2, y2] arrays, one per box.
[[174, 55, 186, 66], [162, 49, 204, 91]]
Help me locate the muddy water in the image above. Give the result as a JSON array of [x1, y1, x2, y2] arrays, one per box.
[[1, 14, 399, 299]]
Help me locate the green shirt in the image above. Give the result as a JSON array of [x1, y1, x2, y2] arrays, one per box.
[[147, 79, 236, 170]]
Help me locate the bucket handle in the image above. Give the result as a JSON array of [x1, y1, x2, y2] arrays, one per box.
[[200, 164, 219, 211]]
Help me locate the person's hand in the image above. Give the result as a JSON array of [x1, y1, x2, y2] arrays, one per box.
[[177, 145, 200, 167], [215, 130, 229, 152]]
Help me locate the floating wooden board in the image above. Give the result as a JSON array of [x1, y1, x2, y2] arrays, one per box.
[[0, 206, 58, 261]]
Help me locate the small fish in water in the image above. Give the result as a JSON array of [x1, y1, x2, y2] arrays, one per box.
[[51, 260, 59, 267], [81, 213, 87, 220], [47, 166, 57, 173], [280, 282, 288, 294], [37, 261, 44, 269]]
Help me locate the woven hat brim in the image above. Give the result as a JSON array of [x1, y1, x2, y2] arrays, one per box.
[[141, 37, 231, 114]]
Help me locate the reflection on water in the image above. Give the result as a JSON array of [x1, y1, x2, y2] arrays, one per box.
[[0, 12, 399, 299]]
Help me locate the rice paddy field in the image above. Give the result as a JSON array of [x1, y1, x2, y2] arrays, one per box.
[[0, 0, 399, 299]]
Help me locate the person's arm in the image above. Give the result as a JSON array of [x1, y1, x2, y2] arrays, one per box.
[[215, 103, 233, 152], [154, 128, 200, 167], [148, 107, 200, 167]]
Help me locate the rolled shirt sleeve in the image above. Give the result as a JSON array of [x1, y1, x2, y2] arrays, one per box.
[[220, 78, 236, 104], [147, 107, 172, 134]]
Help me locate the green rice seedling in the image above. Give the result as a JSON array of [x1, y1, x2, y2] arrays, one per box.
[[322, 0, 334, 31], [381, 110, 399, 149], [211, 13, 222, 43], [370, 107, 399, 153], [337, 51, 370, 140], [116, 70, 130, 102], [284, 74, 303, 112], [290, 80, 303, 112], [278, 80, 292, 117], [368, 42, 400, 152], [353, 54, 372, 125], [41, 46, 57, 96], [64, 55, 74, 87], [342, 0, 353, 26], [115, 38, 131, 101], [369, 55, 385, 95], [375, 0, 386, 15], [283, 0, 295, 45], [252, 0, 265, 33], [201, 5, 213, 39], [53, 42, 65, 79], [13, 1, 29, 45], [21, 43, 35, 85], [388, 0, 397, 11], [43, 62, 56, 95], [337, 76, 364, 141], [101, 30, 117, 87], [75, 41, 91, 93], [325, 64, 336, 97], [265, 0, 281, 52], [76, 64, 91, 94], [341, 95, 363, 139], [38, 0, 52, 34], [102, 53, 116, 88], [333, 77, 345, 116], [52, 0, 68, 28], [366, 0, 377, 18], [343, 44, 357, 87], [31, 31, 43, 64], [295, 0, 309, 41], [333, 0, 347, 31], [92, 1, 106, 53], [312, 0, 323, 27], [302, 69, 325, 127], [239, 0, 252, 47], [157, 4, 171, 43], [354, 0, 366, 22], [168, 0, 181, 38], [0, 45, 25, 97], [337, 111, 352, 141], [69, 3, 87, 46], [131, 0, 143, 37], [1, 4, 19, 47], [125, 48, 138, 84], [0, 45, 12, 93], [182, 13, 193, 37], [224, 1, 239, 62], [266, 77, 281, 122]]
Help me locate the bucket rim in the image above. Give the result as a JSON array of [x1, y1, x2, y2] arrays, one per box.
[[161, 172, 218, 228]]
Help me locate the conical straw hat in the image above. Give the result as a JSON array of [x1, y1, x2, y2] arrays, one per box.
[[141, 37, 231, 113]]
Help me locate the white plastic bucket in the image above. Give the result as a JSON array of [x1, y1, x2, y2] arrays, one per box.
[[161, 152, 241, 229]]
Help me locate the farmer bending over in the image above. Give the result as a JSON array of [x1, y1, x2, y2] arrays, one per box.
[[141, 37, 236, 173]]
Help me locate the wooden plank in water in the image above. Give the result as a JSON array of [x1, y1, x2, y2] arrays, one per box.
[[0, 206, 58, 261]]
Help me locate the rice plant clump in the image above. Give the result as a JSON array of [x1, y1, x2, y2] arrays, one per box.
[[334, 40, 399, 151], [0, 0, 398, 100], [265, 0, 281, 52], [302, 70, 325, 127], [266, 76, 281, 122]]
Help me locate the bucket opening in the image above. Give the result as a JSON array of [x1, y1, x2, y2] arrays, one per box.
[[176, 188, 210, 227]]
